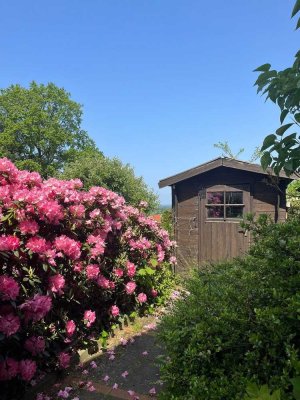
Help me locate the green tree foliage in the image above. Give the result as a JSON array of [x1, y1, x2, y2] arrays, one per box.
[[214, 141, 245, 159], [213, 141, 262, 162], [255, 2, 300, 176], [158, 215, 300, 400], [286, 179, 300, 217], [0, 82, 96, 177], [161, 209, 173, 238], [60, 151, 159, 212]]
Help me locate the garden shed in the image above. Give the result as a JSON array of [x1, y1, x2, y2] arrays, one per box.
[[159, 157, 294, 273]]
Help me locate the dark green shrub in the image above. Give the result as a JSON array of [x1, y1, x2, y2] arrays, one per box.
[[158, 216, 300, 400]]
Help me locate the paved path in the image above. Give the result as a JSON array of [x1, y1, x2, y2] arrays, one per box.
[[34, 314, 165, 400], [62, 329, 163, 400]]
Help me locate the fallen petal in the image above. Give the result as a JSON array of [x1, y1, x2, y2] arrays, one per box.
[[121, 370, 129, 378], [149, 387, 156, 395]]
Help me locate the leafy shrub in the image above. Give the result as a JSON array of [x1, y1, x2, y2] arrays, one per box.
[[158, 215, 300, 400], [0, 158, 176, 398]]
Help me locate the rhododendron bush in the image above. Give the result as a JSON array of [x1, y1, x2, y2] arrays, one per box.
[[0, 158, 175, 396]]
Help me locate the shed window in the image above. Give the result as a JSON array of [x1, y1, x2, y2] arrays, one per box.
[[206, 191, 244, 219]]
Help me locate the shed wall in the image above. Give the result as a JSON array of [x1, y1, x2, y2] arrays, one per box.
[[173, 167, 288, 273]]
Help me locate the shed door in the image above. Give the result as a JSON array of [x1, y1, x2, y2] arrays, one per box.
[[198, 184, 251, 264]]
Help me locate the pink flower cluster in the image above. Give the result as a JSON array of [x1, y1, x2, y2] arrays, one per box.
[[0, 158, 175, 390], [0, 358, 36, 382]]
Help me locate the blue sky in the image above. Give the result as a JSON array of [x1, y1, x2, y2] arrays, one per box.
[[1, 0, 299, 205]]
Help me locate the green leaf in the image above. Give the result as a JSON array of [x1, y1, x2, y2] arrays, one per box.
[[291, 376, 300, 399], [295, 113, 300, 123], [254, 64, 271, 72], [280, 109, 289, 124], [261, 152, 272, 170], [291, 0, 300, 18], [145, 266, 156, 275], [137, 268, 147, 276], [276, 123, 294, 136], [261, 134, 276, 151], [150, 258, 158, 267]]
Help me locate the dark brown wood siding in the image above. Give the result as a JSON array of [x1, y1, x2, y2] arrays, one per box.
[[173, 167, 289, 273]]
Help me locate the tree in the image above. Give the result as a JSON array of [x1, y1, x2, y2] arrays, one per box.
[[213, 141, 262, 162], [213, 141, 245, 159], [60, 152, 159, 212], [255, 1, 300, 176], [0, 82, 96, 177]]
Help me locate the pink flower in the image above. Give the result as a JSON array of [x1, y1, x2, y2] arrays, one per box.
[[126, 261, 136, 278], [137, 293, 147, 303], [26, 237, 49, 254], [112, 383, 118, 389], [90, 361, 97, 368], [19, 294, 52, 322], [87, 234, 105, 258], [113, 268, 124, 278], [139, 200, 148, 208], [110, 305, 119, 317], [19, 359, 37, 381], [86, 264, 100, 280], [66, 320, 76, 337], [73, 262, 83, 273], [55, 235, 81, 260], [151, 289, 158, 297], [0, 157, 18, 180], [37, 200, 64, 224], [97, 275, 110, 289], [58, 352, 71, 369], [69, 204, 85, 218], [0, 235, 20, 251], [84, 310, 96, 327], [48, 274, 65, 294], [0, 313, 20, 336], [0, 358, 19, 380], [0, 275, 20, 300], [103, 375, 110, 382], [19, 220, 39, 235], [170, 256, 177, 264], [25, 336, 45, 355], [142, 351, 148, 356], [125, 281, 136, 295]]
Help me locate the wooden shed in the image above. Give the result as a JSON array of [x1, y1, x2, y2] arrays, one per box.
[[158, 157, 294, 273]]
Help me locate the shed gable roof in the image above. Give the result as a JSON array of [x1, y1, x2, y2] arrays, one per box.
[[158, 157, 295, 188]]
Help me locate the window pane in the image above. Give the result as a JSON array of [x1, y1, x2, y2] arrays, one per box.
[[226, 206, 243, 218], [207, 206, 224, 218], [226, 191, 243, 204], [207, 192, 224, 204]]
